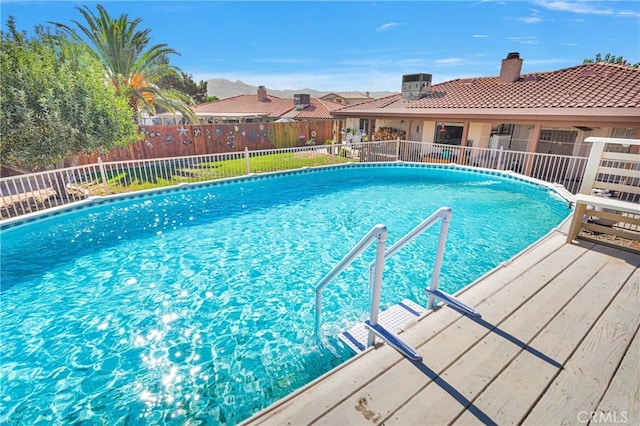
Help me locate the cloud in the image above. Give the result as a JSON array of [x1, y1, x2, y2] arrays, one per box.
[[617, 10, 640, 18], [518, 16, 543, 23], [472, 34, 489, 38], [435, 57, 465, 66], [561, 42, 578, 47], [518, 7, 544, 24], [473, 0, 507, 5], [533, 0, 610, 14], [376, 22, 399, 32], [532, 1, 640, 18], [507, 36, 540, 45]]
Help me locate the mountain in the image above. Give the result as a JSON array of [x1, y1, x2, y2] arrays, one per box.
[[206, 78, 395, 99]]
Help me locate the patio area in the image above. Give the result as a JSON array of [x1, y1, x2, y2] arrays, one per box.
[[243, 227, 639, 425]]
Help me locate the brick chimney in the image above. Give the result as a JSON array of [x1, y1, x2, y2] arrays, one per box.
[[499, 52, 523, 83], [257, 85, 267, 101]]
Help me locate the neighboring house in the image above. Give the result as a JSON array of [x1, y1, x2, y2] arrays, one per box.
[[320, 91, 373, 105], [157, 86, 345, 125], [331, 52, 640, 160]]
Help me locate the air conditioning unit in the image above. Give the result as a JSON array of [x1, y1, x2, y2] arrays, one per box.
[[294, 93, 311, 110], [402, 73, 432, 100]]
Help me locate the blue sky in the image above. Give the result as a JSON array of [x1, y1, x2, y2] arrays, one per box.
[[2, 1, 639, 92]]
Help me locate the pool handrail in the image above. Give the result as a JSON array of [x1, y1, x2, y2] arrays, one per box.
[[367, 206, 479, 353], [314, 224, 388, 346], [315, 207, 481, 361], [369, 207, 459, 311]]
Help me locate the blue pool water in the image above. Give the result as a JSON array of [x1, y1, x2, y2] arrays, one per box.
[[0, 164, 571, 424]]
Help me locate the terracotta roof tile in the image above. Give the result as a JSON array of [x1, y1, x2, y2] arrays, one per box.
[[194, 94, 344, 119], [335, 62, 640, 113], [194, 94, 293, 118], [292, 98, 345, 119], [410, 62, 640, 109]]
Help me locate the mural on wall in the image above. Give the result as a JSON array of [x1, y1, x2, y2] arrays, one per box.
[[72, 121, 335, 165]]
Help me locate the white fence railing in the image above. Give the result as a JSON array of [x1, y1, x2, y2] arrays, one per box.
[[1, 141, 590, 220], [566, 137, 640, 242]]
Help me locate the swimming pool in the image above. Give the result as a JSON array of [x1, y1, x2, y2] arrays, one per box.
[[0, 164, 571, 424]]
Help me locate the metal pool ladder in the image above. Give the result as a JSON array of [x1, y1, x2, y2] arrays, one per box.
[[314, 207, 480, 362]]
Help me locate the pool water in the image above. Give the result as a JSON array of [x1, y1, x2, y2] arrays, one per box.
[[0, 165, 570, 424]]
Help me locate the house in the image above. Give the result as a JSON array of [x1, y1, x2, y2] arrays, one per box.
[[158, 86, 345, 125], [331, 53, 640, 162], [320, 91, 373, 105]]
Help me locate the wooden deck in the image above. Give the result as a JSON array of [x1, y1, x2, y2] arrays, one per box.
[[243, 229, 640, 425]]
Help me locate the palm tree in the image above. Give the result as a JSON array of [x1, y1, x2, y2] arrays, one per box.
[[52, 4, 197, 123]]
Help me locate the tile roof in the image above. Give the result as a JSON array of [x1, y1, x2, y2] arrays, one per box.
[[323, 91, 371, 99], [335, 62, 640, 113], [193, 94, 345, 119], [193, 94, 293, 118], [291, 98, 346, 119]]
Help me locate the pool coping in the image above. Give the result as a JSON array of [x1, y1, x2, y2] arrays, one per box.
[[0, 161, 575, 231]]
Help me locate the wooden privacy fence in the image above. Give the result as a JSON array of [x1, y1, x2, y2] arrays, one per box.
[[72, 121, 335, 165]]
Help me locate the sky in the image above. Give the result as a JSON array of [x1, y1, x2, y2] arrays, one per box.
[[1, 0, 639, 93]]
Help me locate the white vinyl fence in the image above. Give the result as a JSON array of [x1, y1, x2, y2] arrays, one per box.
[[1, 141, 590, 220]]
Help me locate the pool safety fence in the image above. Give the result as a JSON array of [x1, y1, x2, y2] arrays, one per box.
[[1, 141, 591, 219]]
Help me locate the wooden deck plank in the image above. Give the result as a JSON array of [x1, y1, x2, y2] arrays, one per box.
[[593, 326, 640, 426], [384, 242, 623, 426], [453, 249, 638, 425], [311, 240, 593, 425], [244, 232, 572, 425], [522, 267, 639, 425], [243, 232, 640, 426]]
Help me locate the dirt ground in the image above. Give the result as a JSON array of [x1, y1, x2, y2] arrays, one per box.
[[579, 229, 640, 252]]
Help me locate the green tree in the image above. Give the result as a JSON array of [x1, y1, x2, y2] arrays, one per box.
[[0, 17, 139, 169], [52, 4, 197, 122], [583, 53, 639, 68], [157, 70, 208, 104]]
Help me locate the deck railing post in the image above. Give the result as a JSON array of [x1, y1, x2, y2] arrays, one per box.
[[97, 157, 110, 195], [524, 151, 535, 176], [244, 147, 250, 175], [331, 140, 335, 164], [497, 147, 504, 170], [578, 139, 606, 194]]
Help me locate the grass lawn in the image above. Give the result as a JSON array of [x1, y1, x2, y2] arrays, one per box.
[[85, 151, 352, 195]]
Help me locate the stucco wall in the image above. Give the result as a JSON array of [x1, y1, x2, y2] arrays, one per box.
[[421, 121, 436, 143], [467, 123, 492, 148]]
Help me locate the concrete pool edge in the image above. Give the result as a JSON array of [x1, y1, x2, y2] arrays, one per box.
[[0, 161, 575, 230]]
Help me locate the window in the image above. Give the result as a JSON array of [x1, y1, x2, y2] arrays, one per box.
[[607, 128, 636, 153], [610, 128, 636, 139], [359, 118, 370, 134], [538, 129, 577, 155], [492, 124, 514, 135], [434, 122, 464, 145]]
